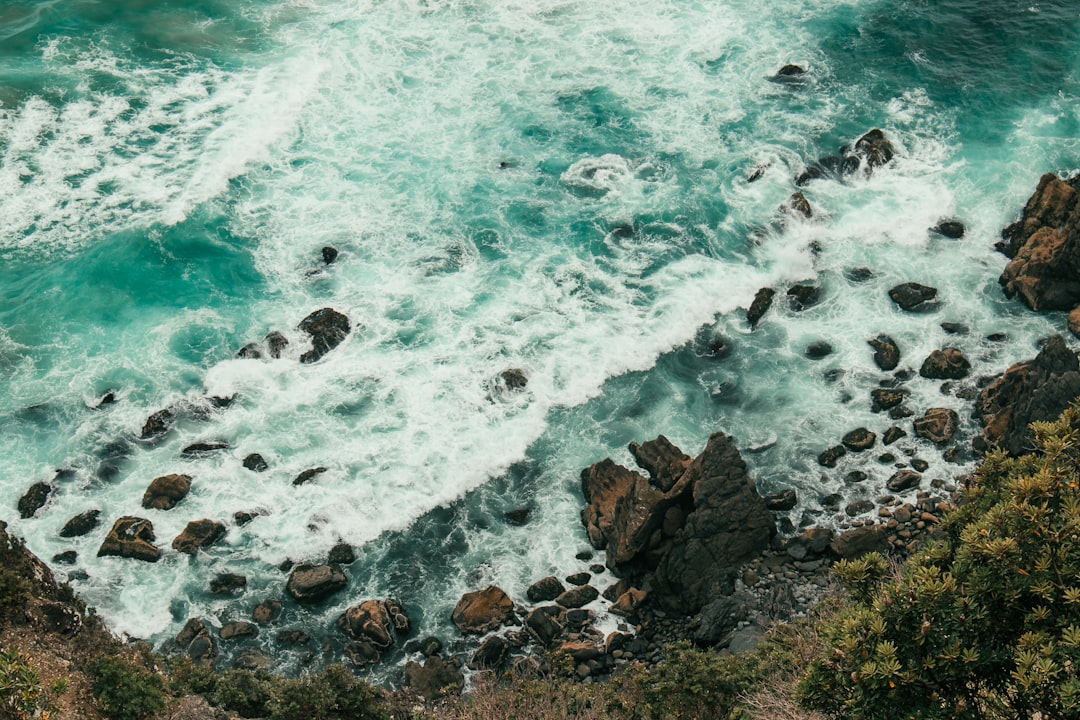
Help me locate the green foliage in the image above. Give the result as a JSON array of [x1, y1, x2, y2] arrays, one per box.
[[0, 530, 29, 625], [89, 656, 165, 720], [799, 405, 1080, 719], [0, 648, 62, 720], [210, 669, 272, 718], [265, 664, 384, 720]]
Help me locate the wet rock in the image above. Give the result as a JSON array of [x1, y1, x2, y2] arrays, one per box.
[[805, 341, 833, 359], [292, 467, 327, 486], [327, 542, 356, 565], [18, 482, 53, 519], [831, 524, 891, 559], [868, 335, 900, 371], [774, 64, 806, 78], [338, 599, 394, 648], [931, 220, 966, 239], [59, 509, 101, 538], [628, 434, 693, 492], [237, 343, 262, 359], [842, 428, 877, 452], [177, 618, 216, 665], [871, 388, 908, 412], [94, 391, 118, 408], [286, 564, 347, 603], [920, 348, 971, 380], [845, 500, 875, 516], [252, 600, 282, 625], [210, 573, 247, 594], [298, 308, 350, 363], [610, 588, 648, 618], [322, 246, 339, 264], [695, 594, 749, 645], [845, 267, 875, 283], [845, 470, 868, 484], [999, 174, 1080, 305], [887, 469, 922, 492], [914, 408, 959, 444], [470, 635, 510, 670], [242, 453, 268, 472], [883, 426, 907, 445], [234, 511, 259, 526], [817, 444, 846, 468], [52, 550, 77, 564], [782, 191, 812, 219], [265, 331, 289, 359], [525, 607, 564, 647], [499, 368, 529, 391], [172, 519, 226, 555], [141, 474, 192, 511], [451, 586, 515, 635], [98, 517, 160, 562], [853, 129, 895, 169], [889, 283, 938, 312], [911, 458, 929, 472], [746, 287, 775, 328], [527, 576, 566, 603], [181, 441, 230, 457], [941, 322, 969, 335], [404, 656, 464, 701], [787, 284, 821, 311], [764, 489, 797, 511], [556, 584, 599, 609], [234, 650, 273, 672], [220, 622, 257, 640], [503, 507, 530, 525], [140, 408, 175, 440]]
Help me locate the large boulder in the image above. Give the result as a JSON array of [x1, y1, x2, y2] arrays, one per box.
[[17, 482, 53, 519], [337, 599, 394, 648], [172, 519, 226, 555], [98, 517, 160, 562], [298, 308, 350, 363], [404, 656, 464, 701], [286, 563, 347, 602], [920, 348, 971, 380], [451, 586, 515, 635], [977, 335, 1080, 455], [141, 474, 191, 510], [914, 408, 959, 444]]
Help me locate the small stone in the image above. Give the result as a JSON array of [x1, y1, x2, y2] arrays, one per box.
[[293, 467, 328, 486], [242, 454, 269, 472]]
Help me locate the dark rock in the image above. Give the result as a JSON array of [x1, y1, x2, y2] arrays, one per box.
[[694, 594, 749, 645], [40, 601, 81, 636], [628, 434, 693, 492], [941, 322, 969, 335], [845, 471, 868, 484], [871, 388, 908, 412], [338, 599, 394, 648], [889, 283, 938, 312], [220, 622, 257, 640], [234, 511, 259, 526], [292, 467, 327, 486], [782, 191, 812, 219], [94, 391, 118, 408], [787, 284, 821, 311], [499, 368, 529, 391], [234, 650, 273, 671], [210, 573, 247, 594], [403, 636, 443, 657], [527, 576, 566, 603], [242, 453, 269, 472], [276, 630, 310, 646], [177, 618, 216, 665], [451, 586, 515, 635], [775, 64, 806, 77], [976, 334, 1080, 455], [914, 408, 959, 444], [845, 267, 875, 283], [141, 474, 192, 510], [98, 517, 160, 562], [746, 287, 775, 328], [286, 564, 347, 602], [889, 406, 914, 420], [821, 493, 843, 509], [920, 348, 971, 380], [556, 585, 599, 609], [237, 343, 262, 359], [172, 519, 226, 555], [818, 444, 847, 468], [343, 641, 380, 666], [59, 509, 100, 538], [470, 635, 510, 669], [868, 335, 900, 371], [298, 308, 351, 363], [322, 246, 339, 264], [18, 482, 53, 519], [265, 331, 289, 359], [140, 408, 175, 440], [845, 500, 875, 516], [525, 607, 564, 647], [805, 341, 832, 359], [182, 441, 230, 457], [404, 656, 464, 701], [764, 489, 797, 511], [887, 469, 922, 492], [853, 129, 895, 169], [327, 542, 356, 565], [842, 428, 877, 452], [503, 507, 530, 525], [883, 426, 907, 445], [52, 550, 77, 564], [831, 524, 890, 559], [252, 600, 282, 625], [932, 220, 966, 239], [911, 458, 929, 472]]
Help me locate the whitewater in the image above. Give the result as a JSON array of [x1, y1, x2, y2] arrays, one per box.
[[1, 0, 1079, 676]]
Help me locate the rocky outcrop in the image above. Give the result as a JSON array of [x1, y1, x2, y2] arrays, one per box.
[[404, 655, 464, 701], [914, 408, 959, 444], [796, 129, 895, 185], [286, 564, 347, 602], [451, 586, 515, 635], [746, 287, 775, 328], [298, 308, 351, 363], [920, 348, 971, 380], [337, 599, 398, 648], [172, 519, 226, 555], [98, 517, 160, 562], [17, 481, 53, 519], [976, 334, 1080, 455], [142, 474, 191, 510]]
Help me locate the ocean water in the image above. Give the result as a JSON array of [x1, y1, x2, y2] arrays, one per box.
[[1, 0, 1079, 677]]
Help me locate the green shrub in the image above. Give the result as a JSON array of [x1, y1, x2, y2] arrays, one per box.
[[210, 669, 272, 718], [89, 656, 165, 720], [0, 648, 62, 719], [0, 530, 29, 624], [799, 405, 1080, 719], [266, 664, 384, 720]]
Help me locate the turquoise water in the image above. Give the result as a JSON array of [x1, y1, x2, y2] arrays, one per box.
[[2, 0, 1079, 677]]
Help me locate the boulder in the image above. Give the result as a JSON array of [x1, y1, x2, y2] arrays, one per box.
[[172, 519, 226, 555], [470, 635, 510, 669], [404, 656, 464, 701], [694, 594, 749, 645], [327, 542, 355, 565], [556, 585, 599, 609], [252, 600, 282, 625], [139, 408, 176, 440], [209, 573, 246, 594], [292, 467, 327, 486], [782, 191, 812, 219], [237, 343, 262, 359], [787, 284, 821, 311], [889, 283, 938, 312], [17, 482, 53, 519], [97, 517, 160, 562], [932, 220, 966, 239], [322, 246, 339, 264], [887, 469, 922, 492], [527, 576, 566, 603], [920, 348, 971, 380], [773, 64, 806, 79], [871, 388, 908, 412], [298, 308, 351, 363], [868, 335, 900, 371], [806, 341, 832, 359], [818, 444, 846, 468], [220, 622, 257, 640], [141, 474, 192, 510], [1000, 173, 1080, 257], [830, 524, 891, 559], [242, 453, 269, 472], [286, 564, 347, 603], [338, 599, 394, 648], [176, 618, 216, 665], [59, 509, 101, 538], [853, 129, 895, 169], [265, 331, 289, 359], [914, 408, 959, 444], [525, 607, 564, 646], [499, 368, 529, 391], [842, 428, 877, 452], [451, 586, 515, 635], [977, 334, 1080, 455], [746, 287, 775, 328], [764, 489, 797, 511], [181, 442, 229, 457], [883, 426, 907, 445], [610, 588, 648, 618]]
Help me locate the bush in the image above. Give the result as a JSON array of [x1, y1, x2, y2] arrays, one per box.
[[799, 405, 1080, 719], [210, 669, 272, 718], [266, 664, 384, 720], [0, 648, 62, 719], [89, 656, 165, 720], [0, 530, 29, 625]]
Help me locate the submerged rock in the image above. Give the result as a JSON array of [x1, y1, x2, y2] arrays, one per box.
[[265, 331, 289, 359], [746, 287, 775, 328], [242, 453, 269, 472], [932, 219, 966, 239], [298, 308, 351, 363], [322, 246, 339, 265]]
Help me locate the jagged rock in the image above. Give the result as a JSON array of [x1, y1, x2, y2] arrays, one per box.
[[181, 441, 229, 457], [451, 586, 514, 635], [806, 341, 833, 359], [237, 343, 262, 359], [140, 408, 175, 440], [322, 246, 339, 264], [298, 308, 351, 363], [404, 656, 464, 701], [209, 573, 246, 594], [871, 388, 909, 412], [98, 517, 160, 562], [853, 129, 895, 168], [977, 334, 1080, 455], [782, 191, 812, 219], [883, 426, 907, 445], [556, 585, 599, 609], [764, 489, 797, 511], [887, 469, 922, 492], [176, 618, 216, 665], [327, 542, 355, 565], [695, 594, 749, 645], [265, 331, 289, 359], [292, 467, 327, 486], [59, 509, 100, 538], [141, 474, 192, 510], [470, 635, 510, 669], [796, 129, 894, 185], [172, 520, 226, 555], [286, 564, 347, 602], [774, 64, 806, 78], [527, 576, 566, 603], [932, 220, 966, 239], [242, 453, 268, 472], [220, 622, 257, 640], [747, 287, 775, 328], [1000, 173, 1080, 257], [18, 482, 53, 519], [252, 600, 282, 625], [94, 391, 117, 408], [628, 435, 693, 492], [920, 348, 971, 380], [831, 524, 891, 559], [499, 368, 529, 391], [842, 428, 877, 452], [889, 283, 938, 312], [338, 599, 394, 648], [787, 284, 821, 311], [868, 335, 900, 371], [914, 408, 959, 444], [525, 607, 564, 646], [818, 444, 846, 468], [610, 588, 647, 619]]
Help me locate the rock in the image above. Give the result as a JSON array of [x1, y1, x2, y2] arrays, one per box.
[[525, 607, 564, 646], [220, 622, 257, 640], [327, 542, 355, 565], [98, 517, 160, 562], [845, 471, 868, 484], [385, 597, 410, 635], [868, 335, 900, 371], [172, 520, 226, 555], [746, 287, 775, 328], [59, 509, 101, 538], [556, 585, 599, 609], [1070, 308, 1080, 339], [265, 331, 289, 359], [210, 573, 247, 594], [628, 434, 693, 492], [404, 656, 464, 701], [322, 246, 339, 264], [17, 482, 53, 519], [242, 453, 269, 472], [764, 489, 797, 511], [252, 600, 282, 625], [842, 428, 877, 452], [503, 507, 530, 525], [470, 635, 510, 669], [141, 474, 192, 510], [818, 444, 847, 468], [234, 650, 273, 671], [845, 267, 875, 283], [774, 64, 806, 78], [787, 284, 821, 311], [140, 408, 175, 439], [234, 511, 259, 526], [882, 426, 907, 445], [782, 191, 812, 219], [338, 599, 394, 648], [560, 640, 602, 663], [292, 467, 327, 486], [527, 577, 566, 603], [976, 334, 1080, 455], [805, 341, 832, 359], [871, 388, 909, 412], [176, 618, 216, 665], [181, 442, 229, 457], [695, 594, 749, 645], [914, 408, 959, 444], [237, 342, 262, 359], [94, 391, 118, 408], [286, 564, 347, 602], [831, 524, 891, 559], [932, 220, 966, 239], [911, 458, 929, 472], [920, 348, 971, 380], [298, 308, 350, 363], [1000, 173, 1080, 257], [610, 588, 647, 618], [887, 469, 922, 492], [276, 630, 311, 646], [451, 586, 515, 635], [846, 500, 875, 516], [499, 368, 529, 391], [52, 550, 77, 564], [727, 624, 765, 654], [889, 283, 938, 312], [853, 129, 895, 169]]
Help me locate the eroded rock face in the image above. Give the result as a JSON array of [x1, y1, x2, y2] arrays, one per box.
[[977, 334, 1080, 455], [451, 586, 515, 635], [98, 517, 160, 562], [286, 564, 347, 602], [298, 308, 351, 363], [141, 474, 191, 510]]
